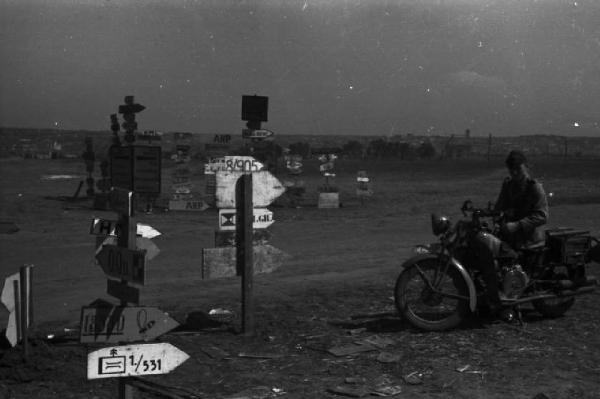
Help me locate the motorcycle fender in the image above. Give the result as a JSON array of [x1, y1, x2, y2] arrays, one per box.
[[401, 254, 478, 312]]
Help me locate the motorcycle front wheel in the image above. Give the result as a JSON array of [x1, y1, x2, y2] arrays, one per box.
[[395, 258, 470, 331]]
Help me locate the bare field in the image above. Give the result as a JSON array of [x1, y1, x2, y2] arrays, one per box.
[[1, 156, 599, 398]]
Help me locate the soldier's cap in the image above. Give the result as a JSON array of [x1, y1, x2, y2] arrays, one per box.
[[505, 150, 527, 169]]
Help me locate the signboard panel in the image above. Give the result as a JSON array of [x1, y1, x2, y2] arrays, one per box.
[[218, 208, 274, 231], [96, 245, 146, 285], [109, 146, 161, 194], [216, 171, 285, 208], [133, 146, 161, 193], [109, 147, 133, 190], [242, 129, 274, 139], [206, 156, 264, 173], [202, 245, 289, 279], [87, 343, 189, 379], [80, 305, 178, 344]]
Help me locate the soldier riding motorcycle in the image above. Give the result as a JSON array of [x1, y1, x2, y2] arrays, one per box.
[[394, 150, 599, 331]]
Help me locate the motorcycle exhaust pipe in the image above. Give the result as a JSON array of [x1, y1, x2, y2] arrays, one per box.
[[505, 286, 595, 306]]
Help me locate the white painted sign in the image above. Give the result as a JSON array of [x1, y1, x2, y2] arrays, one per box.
[[87, 343, 189, 379], [216, 170, 285, 208], [218, 208, 274, 231], [1, 273, 20, 347], [206, 156, 264, 173], [90, 219, 161, 239], [242, 129, 274, 139]]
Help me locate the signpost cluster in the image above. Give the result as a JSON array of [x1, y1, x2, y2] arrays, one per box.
[[356, 170, 373, 205], [83, 97, 187, 398]]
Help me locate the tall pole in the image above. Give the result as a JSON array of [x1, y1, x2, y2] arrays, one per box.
[[237, 174, 254, 335]]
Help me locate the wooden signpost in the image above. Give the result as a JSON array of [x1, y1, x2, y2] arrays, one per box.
[[85, 117, 185, 398]]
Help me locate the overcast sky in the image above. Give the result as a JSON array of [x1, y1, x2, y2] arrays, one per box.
[[1, 0, 599, 136]]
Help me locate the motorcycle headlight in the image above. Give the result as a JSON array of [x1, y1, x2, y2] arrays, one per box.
[[431, 214, 451, 236]]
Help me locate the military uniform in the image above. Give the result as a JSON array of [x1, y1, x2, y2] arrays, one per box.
[[494, 176, 549, 248]]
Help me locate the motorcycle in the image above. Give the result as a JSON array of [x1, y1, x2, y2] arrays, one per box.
[[394, 200, 600, 331]]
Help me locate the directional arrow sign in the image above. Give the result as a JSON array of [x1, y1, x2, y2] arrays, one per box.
[[80, 305, 179, 344], [218, 208, 274, 231], [216, 170, 285, 208], [90, 219, 161, 239], [96, 245, 146, 285], [1, 272, 20, 347], [87, 343, 189, 379]]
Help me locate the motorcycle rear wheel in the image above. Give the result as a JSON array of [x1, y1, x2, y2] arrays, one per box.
[[395, 258, 470, 331]]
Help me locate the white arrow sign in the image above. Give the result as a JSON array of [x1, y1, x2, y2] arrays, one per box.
[[95, 236, 159, 261], [1, 272, 20, 347], [87, 343, 189, 379], [90, 219, 161, 239], [216, 170, 285, 208], [218, 208, 274, 231]]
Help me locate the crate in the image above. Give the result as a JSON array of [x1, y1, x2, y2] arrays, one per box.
[[545, 228, 591, 264]]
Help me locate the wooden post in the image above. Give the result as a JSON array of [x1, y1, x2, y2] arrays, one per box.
[[19, 266, 29, 359], [237, 173, 254, 335], [13, 280, 21, 345], [117, 197, 136, 399]]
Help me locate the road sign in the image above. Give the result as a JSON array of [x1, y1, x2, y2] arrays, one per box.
[[1, 272, 20, 346], [216, 171, 285, 208], [110, 147, 133, 191], [90, 219, 161, 239], [106, 279, 140, 304], [218, 208, 274, 231], [80, 305, 178, 344], [168, 200, 210, 211], [242, 129, 274, 139], [202, 245, 289, 279], [87, 343, 189, 379], [96, 245, 146, 285], [206, 156, 264, 173]]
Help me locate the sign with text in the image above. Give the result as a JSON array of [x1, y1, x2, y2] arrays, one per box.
[[87, 343, 189, 379], [216, 170, 285, 208], [218, 208, 274, 231], [96, 245, 146, 285], [206, 156, 264, 173], [168, 200, 209, 212], [80, 305, 178, 344], [242, 129, 274, 140]]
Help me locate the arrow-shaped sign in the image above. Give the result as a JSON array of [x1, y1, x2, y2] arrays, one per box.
[[87, 343, 189, 379], [80, 305, 179, 344], [90, 219, 161, 239], [218, 208, 274, 231], [206, 156, 264, 173], [1, 272, 20, 347], [216, 171, 285, 208], [96, 245, 146, 285]]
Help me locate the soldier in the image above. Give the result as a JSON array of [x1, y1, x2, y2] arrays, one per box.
[[472, 150, 549, 317]]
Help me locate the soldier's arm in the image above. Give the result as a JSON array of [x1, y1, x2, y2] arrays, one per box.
[[517, 182, 549, 233]]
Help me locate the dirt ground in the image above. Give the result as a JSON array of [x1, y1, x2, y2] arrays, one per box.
[[1, 156, 599, 399]]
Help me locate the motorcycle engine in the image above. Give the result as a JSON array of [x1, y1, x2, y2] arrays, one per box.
[[502, 264, 529, 298]]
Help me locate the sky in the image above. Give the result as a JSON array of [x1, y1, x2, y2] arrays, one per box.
[[1, 0, 599, 137]]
